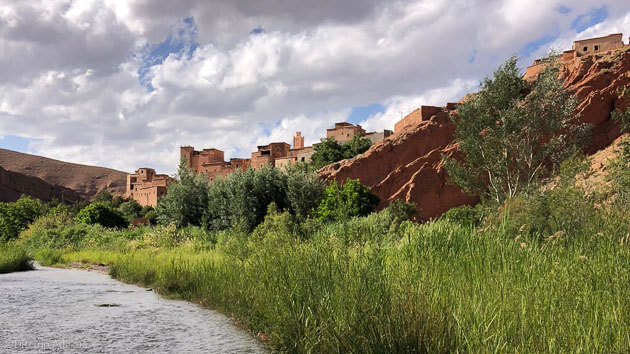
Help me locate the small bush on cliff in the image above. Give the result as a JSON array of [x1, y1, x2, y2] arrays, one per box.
[[317, 179, 380, 222], [310, 135, 372, 169], [76, 202, 128, 228], [0, 195, 45, 242], [443, 55, 590, 203]]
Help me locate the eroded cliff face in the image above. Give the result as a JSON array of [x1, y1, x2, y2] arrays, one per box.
[[319, 49, 630, 220]]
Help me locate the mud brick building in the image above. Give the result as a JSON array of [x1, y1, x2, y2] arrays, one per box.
[[126, 168, 171, 207], [525, 33, 629, 80], [181, 146, 250, 181]]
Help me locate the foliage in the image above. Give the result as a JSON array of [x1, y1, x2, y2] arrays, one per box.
[[310, 135, 372, 169], [76, 202, 128, 228], [443, 55, 590, 203], [439, 204, 487, 227], [92, 190, 124, 208], [0, 243, 33, 273], [118, 200, 143, 221], [156, 159, 209, 227], [207, 167, 289, 232], [0, 195, 45, 242], [317, 179, 380, 221], [285, 166, 326, 220]]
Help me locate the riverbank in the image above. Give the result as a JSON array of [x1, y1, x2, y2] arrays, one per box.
[[0, 243, 33, 274], [25, 215, 630, 353]]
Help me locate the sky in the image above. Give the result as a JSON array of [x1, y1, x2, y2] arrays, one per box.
[[0, 0, 629, 174]]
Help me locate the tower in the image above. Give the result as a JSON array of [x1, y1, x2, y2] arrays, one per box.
[[293, 132, 304, 149]]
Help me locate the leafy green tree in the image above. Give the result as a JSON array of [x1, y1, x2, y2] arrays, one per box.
[[310, 138, 346, 169], [310, 135, 372, 169], [207, 166, 289, 231], [92, 190, 124, 208], [75, 202, 128, 228], [118, 200, 143, 221], [343, 134, 372, 159], [0, 195, 45, 241], [156, 159, 209, 227], [443, 55, 590, 203], [317, 179, 380, 221], [139, 205, 154, 217], [286, 167, 326, 220]]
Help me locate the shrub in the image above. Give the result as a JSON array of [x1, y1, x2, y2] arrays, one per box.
[[286, 167, 326, 220], [440, 204, 486, 227], [310, 135, 373, 169], [76, 202, 128, 228], [207, 167, 289, 232], [118, 200, 143, 221], [157, 160, 209, 227], [0, 195, 45, 241], [317, 179, 380, 222]]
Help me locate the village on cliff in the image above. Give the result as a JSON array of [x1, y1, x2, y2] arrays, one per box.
[[127, 32, 630, 209]]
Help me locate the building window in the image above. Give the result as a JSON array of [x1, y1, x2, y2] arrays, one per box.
[[594, 45, 599, 51], [583, 46, 588, 52]]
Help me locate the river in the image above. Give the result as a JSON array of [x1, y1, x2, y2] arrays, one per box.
[[0, 266, 266, 353]]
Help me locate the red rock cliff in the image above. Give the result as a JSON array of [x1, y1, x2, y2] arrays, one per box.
[[319, 49, 630, 220]]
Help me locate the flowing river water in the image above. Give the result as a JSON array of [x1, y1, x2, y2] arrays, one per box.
[[0, 266, 266, 353]]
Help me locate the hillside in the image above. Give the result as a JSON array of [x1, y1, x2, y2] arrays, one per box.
[[0, 166, 83, 203], [0, 148, 127, 201], [320, 49, 630, 220]]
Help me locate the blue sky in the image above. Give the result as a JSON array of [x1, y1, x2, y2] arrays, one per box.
[[0, 135, 33, 153]]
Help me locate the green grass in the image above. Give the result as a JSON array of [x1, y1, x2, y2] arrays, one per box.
[[0, 243, 33, 274], [44, 218, 630, 353]]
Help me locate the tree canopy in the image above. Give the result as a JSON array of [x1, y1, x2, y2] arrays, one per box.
[[443, 56, 590, 203]]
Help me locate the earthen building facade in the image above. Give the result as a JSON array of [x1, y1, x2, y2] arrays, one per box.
[[126, 168, 172, 207]]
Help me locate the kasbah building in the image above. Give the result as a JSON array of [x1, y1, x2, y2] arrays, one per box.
[[127, 33, 630, 207]]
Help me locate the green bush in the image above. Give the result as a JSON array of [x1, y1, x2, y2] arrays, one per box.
[[157, 160, 209, 227], [0, 243, 33, 273], [76, 202, 128, 228], [0, 195, 45, 241], [118, 200, 143, 221], [310, 135, 372, 169], [440, 204, 486, 227], [317, 179, 380, 221]]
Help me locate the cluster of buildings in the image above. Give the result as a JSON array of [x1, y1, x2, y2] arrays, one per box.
[[126, 122, 392, 205], [525, 33, 630, 80], [126, 33, 629, 207]]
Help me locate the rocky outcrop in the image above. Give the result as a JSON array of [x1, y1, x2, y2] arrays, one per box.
[[319, 49, 630, 220], [0, 166, 83, 203], [0, 148, 127, 200]]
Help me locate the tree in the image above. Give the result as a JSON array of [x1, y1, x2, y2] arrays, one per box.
[[317, 179, 380, 221], [443, 55, 590, 203], [156, 159, 209, 227], [75, 202, 128, 228], [286, 166, 326, 220], [0, 195, 45, 241], [310, 135, 372, 169], [207, 166, 289, 232], [118, 200, 143, 221], [343, 134, 372, 159], [92, 190, 124, 208]]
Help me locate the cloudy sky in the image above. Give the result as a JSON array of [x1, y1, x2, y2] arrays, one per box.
[[0, 0, 629, 174]]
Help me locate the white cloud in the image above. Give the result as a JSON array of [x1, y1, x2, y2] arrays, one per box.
[[0, 0, 629, 174]]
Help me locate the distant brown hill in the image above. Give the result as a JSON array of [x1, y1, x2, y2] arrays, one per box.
[[0, 148, 128, 201], [0, 166, 83, 203]]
